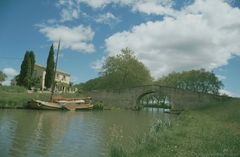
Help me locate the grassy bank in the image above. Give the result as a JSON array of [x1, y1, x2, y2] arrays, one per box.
[[0, 86, 82, 108], [109, 99, 240, 157]]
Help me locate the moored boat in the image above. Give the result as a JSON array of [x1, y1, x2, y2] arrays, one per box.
[[62, 103, 94, 111], [28, 99, 62, 110], [28, 99, 94, 111], [53, 96, 93, 111], [52, 96, 92, 104]]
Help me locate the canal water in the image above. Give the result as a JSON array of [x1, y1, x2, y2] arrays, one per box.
[[0, 109, 171, 157]]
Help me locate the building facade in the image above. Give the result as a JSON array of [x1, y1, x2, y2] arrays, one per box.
[[33, 64, 71, 92]]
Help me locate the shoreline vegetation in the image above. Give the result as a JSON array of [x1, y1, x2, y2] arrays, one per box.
[[109, 99, 240, 157], [0, 86, 102, 109]]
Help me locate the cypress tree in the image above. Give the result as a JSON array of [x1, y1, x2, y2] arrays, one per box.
[[29, 51, 35, 76], [18, 51, 28, 86], [24, 54, 32, 89], [45, 44, 55, 88], [18, 51, 32, 88]]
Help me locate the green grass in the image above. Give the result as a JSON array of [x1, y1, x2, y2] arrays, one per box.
[[0, 91, 49, 108], [109, 99, 240, 157], [0, 85, 27, 93], [0, 86, 83, 108]]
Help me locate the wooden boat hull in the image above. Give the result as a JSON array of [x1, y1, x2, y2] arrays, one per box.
[[28, 99, 94, 111], [63, 103, 94, 111], [28, 99, 62, 110]]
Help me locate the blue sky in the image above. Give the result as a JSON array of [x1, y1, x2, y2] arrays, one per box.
[[0, 0, 240, 97]]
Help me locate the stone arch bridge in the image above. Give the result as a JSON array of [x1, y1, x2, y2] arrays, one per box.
[[86, 85, 226, 110]]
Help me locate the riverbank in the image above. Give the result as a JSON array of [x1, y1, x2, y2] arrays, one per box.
[[109, 99, 240, 157], [0, 86, 83, 109]]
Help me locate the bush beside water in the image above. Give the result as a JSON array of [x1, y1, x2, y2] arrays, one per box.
[[92, 100, 104, 110]]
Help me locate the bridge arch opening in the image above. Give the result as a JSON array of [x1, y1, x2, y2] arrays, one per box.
[[136, 90, 171, 109]]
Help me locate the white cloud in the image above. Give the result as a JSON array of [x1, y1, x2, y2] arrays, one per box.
[[219, 89, 233, 96], [75, 0, 112, 9], [216, 75, 227, 81], [104, 0, 240, 79], [74, 0, 174, 12], [2, 67, 18, 86], [57, 0, 177, 19], [96, 12, 120, 26], [3, 68, 18, 77], [60, 8, 79, 22], [132, 0, 177, 16], [219, 89, 240, 97], [39, 25, 95, 53], [91, 57, 106, 71], [58, 0, 80, 22]]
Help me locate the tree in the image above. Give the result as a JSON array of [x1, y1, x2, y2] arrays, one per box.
[[29, 51, 35, 76], [80, 48, 152, 91], [0, 71, 7, 85], [101, 48, 152, 89], [17, 51, 32, 89], [80, 77, 105, 91], [156, 69, 223, 95], [45, 44, 55, 89], [16, 50, 36, 89]]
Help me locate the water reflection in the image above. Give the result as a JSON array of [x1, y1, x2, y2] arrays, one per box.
[[0, 109, 170, 157]]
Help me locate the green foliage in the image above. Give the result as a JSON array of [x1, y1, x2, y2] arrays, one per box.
[[0, 71, 7, 85], [110, 146, 127, 157], [81, 48, 152, 91], [29, 51, 35, 76], [17, 50, 36, 89], [92, 100, 104, 110], [45, 44, 55, 88], [109, 125, 127, 157], [80, 77, 105, 91], [31, 77, 41, 89], [102, 48, 152, 89], [0, 85, 27, 93], [156, 69, 223, 95], [18, 51, 32, 89]]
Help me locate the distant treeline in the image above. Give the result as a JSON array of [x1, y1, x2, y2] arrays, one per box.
[[76, 48, 223, 95]]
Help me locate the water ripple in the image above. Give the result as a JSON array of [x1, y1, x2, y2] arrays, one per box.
[[0, 109, 169, 157]]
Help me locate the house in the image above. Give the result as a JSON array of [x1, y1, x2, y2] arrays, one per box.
[[33, 64, 71, 92]]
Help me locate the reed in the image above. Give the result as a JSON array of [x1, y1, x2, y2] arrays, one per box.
[[109, 99, 240, 157]]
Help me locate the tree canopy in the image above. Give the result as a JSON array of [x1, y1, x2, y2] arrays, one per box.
[[82, 48, 152, 90], [102, 48, 152, 88], [156, 69, 223, 95], [45, 44, 55, 89], [0, 71, 7, 85]]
